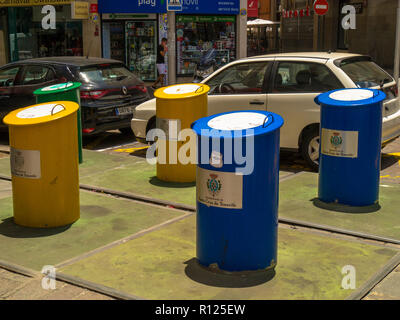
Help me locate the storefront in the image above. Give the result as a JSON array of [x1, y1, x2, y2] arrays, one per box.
[[102, 13, 159, 81], [175, 15, 236, 76], [0, 0, 85, 63], [98, 0, 243, 83]]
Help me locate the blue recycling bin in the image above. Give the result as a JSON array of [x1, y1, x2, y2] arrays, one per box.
[[191, 110, 284, 272], [315, 88, 386, 207]]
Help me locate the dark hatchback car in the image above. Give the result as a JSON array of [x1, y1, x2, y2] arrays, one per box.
[[0, 57, 151, 134]]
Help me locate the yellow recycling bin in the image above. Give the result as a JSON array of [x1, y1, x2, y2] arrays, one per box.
[[154, 83, 210, 183], [3, 101, 80, 228]]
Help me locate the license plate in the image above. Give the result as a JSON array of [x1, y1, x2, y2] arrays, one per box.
[[116, 106, 133, 116]]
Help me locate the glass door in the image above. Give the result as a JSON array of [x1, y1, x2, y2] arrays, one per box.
[[125, 20, 157, 82]]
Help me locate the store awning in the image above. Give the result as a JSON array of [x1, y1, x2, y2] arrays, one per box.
[[247, 19, 280, 26]]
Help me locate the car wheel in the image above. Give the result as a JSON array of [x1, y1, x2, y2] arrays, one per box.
[[119, 127, 135, 136], [301, 127, 320, 172]]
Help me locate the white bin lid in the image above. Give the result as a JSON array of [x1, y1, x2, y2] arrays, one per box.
[[41, 82, 74, 92], [329, 89, 374, 101], [207, 112, 268, 131], [163, 84, 202, 95], [16, 103, 65, 119]]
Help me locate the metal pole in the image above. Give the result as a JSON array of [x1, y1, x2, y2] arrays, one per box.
[[394, 0, 400, 88], [167, 11, 176, 86]]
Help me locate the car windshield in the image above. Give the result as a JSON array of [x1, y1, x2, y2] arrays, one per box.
[[338, 57, 393, 88], [79, 64, 136, 83]]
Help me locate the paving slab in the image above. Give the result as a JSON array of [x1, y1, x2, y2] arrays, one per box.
[[0, 150, 294, 207], [364, 266, 400, 300], [0, 188, 185, 271], [279, 172, 400, 242], [0, 180, 11, 200], [60, 215, 398, 300], [0, 149, 142, 179], [79, 156, 294, 207]]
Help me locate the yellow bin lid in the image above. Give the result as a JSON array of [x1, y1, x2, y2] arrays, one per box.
[[154, 83, 210, 100], [3, 101, 79, 126]]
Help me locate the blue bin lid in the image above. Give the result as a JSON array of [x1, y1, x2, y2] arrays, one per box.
[[315, 88, 386, 107], [191, 110, 284, 138]]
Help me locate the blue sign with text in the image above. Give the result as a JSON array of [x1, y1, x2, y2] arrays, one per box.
[[98, 0, 240, 14], [179, 0, 240, 14], [99, 0, 166, 14]]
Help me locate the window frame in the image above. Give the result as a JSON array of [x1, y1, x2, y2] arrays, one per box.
[[0, 65, 23, 87], [206, 60, 273, 96], [18, 64, 57, 86], [268, 60, 345, 94]]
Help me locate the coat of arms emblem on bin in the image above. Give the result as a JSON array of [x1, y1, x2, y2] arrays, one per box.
[[207, 174, 222, 197], [330, 132, 343, 148]]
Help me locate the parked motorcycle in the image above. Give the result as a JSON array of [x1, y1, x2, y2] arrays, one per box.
[[193, 48, 218, 83]]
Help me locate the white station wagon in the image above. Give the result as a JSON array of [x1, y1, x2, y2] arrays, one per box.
[[131, 52, 400, 170]]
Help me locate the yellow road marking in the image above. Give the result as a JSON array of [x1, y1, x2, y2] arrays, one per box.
[[114, 146, 149, 153]]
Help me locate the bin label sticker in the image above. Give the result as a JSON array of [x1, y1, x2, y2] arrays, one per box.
[[197, 167, 243, 210], [210, 151, 223, 168], [17, 103, 65, 119], [10, 148, 41, 179], [321, 129, 359, 158], [156, 118, 181, 141]]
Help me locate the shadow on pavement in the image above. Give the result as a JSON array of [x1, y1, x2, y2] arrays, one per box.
[[184, 258, 276, 288], [312, 198, 381, 214], [149, 176, 196, 188], [0, 217, 71, 239], [381, 154, 399, 170]]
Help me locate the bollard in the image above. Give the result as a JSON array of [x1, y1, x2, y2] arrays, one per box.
[[191, 110, 284, 272], [315, 88, 386, 207], [154, 83, 209, 183], [3, 101, 80, 228], [34, 82, 83, 164]]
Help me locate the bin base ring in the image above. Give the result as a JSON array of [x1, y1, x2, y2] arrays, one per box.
[[313, 198, 381, 214], [184, 258, 276, 288]]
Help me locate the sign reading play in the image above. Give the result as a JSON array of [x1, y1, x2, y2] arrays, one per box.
[[98, 0, 240, 14]]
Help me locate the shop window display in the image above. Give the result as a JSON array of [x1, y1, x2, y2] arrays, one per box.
[[125, 21, 157, 82], [176, 16, 236, 76], [7, 6, 83, 62]]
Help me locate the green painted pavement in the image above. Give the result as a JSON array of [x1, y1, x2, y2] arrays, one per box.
[[0, 150, 142, 179], [0, 180, 11, 200], [60, 215, 398, 300], [79, 154, 293, 207], [0, 150, 294, 207], [279, 172, 400, 241], [0, 190, 184, 271]]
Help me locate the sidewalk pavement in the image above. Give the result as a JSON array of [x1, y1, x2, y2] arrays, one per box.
[[0, 149, 400, 300], [0, 267, 113, 300]]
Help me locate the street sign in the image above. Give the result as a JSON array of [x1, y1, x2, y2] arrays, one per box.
[[167, 0, 182, 11], [314, 0, 329, 16]]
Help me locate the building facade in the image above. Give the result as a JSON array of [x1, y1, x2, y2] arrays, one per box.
[[99, 0, 247, 83], [0, 0, 102, 66], [280, 0, 397, 72]]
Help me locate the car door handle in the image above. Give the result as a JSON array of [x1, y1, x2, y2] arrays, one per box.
[[250, 100, 265, 105], [0, 96, 10, 99]]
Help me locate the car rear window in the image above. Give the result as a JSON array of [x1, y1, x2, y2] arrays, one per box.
[[79, 64, 138, 83], [337, 57, 393, 88]]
